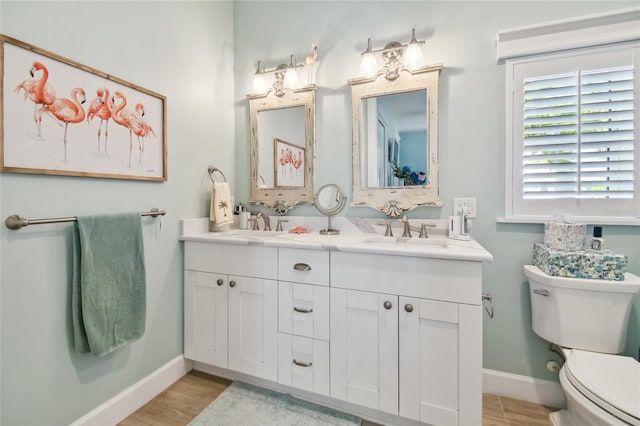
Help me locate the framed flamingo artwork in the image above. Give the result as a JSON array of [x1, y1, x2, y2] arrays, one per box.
[[274, 138, 305, 188], [0, 34, 167, 181]]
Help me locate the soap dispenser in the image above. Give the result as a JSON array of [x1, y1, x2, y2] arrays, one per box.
[[590, 226, 604, 251]]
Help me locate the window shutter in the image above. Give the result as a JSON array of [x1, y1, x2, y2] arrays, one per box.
[[522, 65, 634, 200]]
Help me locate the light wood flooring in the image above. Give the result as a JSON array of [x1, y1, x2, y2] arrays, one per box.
[[119, 370, 557, 426]]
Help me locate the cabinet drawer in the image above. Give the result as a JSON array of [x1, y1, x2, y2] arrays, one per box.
[[278, 282, 329, 341], [331, 252, 482, 304], [278, 248, 329, 286], [278, 333, 329, 396], [185, 241, 277, 279]]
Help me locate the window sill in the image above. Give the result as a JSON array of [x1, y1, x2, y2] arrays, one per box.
[[497, 216, 640, 226]]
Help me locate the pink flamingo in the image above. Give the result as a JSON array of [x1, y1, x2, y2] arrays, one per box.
[[86, 87, 111, 153], [132, 103, 156, 162], [14, 61, 56, 139], [40, 88, 86, 161], [109, 91, 144, 167]]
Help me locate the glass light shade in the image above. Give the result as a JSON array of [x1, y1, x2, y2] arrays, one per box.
[[283, 66, 299, 89], [403, 42, 423, 70], [252, 72, 267, 93], [360, 53, 377, 78]]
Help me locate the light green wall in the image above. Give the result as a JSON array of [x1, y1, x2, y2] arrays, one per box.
[[233, 0, 640, 381], [0, 1, 234, 425]]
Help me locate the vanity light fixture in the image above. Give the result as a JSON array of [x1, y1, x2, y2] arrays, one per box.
[[250, 45, 318, 98], [359, 28, 426, 80], [252, 60, 268, 94], [283, 54, 300, 90]]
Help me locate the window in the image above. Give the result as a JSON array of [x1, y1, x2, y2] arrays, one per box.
[[505, 43, 640, 223]]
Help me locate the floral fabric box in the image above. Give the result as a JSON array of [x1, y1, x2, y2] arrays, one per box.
[[533, 243, 627, 281], [544, 222, 586, 251]]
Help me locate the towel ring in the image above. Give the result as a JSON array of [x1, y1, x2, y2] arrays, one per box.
[[208, 166, 227, 183]]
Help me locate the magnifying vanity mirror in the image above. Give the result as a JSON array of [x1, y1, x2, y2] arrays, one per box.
[[248, 86, 316, 214], [314, 183, 346, 235], [350, 63, 443, 217]]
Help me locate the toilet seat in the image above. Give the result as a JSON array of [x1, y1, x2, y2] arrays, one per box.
[[565, 349, 640, 425]]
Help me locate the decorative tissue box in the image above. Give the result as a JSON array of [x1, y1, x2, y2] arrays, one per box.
[[544, 222, 586, 251], [533, 243, 627, 281]]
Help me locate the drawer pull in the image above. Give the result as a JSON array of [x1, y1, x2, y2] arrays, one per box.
[[216, 279, 224, 286], [533, 289, 549, 297], [293, 359, 313, 367], [293, 263, 312, 271], [229, 280, 236, 288], [293, 306, 314, 314], [383, 301, 392, 310]]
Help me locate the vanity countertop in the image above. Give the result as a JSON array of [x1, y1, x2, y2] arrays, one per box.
[[180, 217, 493, 263]]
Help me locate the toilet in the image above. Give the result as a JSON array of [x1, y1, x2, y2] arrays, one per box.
[[525, 264, 640, 426]]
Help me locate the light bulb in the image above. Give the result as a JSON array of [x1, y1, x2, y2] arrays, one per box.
[[252, 60, 267, 93], [284, 55, 299, 89], [360, 38, 377, 78], [403, 29, 423, 70]]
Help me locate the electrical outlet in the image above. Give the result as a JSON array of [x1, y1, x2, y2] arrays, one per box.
[[453, 198, 477, 218]]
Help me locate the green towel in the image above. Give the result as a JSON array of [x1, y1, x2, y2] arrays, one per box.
[[72, 213, 146, 356]]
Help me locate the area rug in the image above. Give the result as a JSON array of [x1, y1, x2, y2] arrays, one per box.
[[188, 381, 361, 426]]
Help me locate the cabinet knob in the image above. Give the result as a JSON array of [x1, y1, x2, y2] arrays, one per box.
[[216, 279, 224, 286], [383, 301, 392, 310], [404, 304, 414, 313], [229, 280, 236, 288]]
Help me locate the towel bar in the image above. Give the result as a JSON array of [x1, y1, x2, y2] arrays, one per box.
[[4, 208, 166, 230], [207, 166, 227, 183]]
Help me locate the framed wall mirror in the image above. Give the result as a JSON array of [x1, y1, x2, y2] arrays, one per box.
[[350, 64, 442, 216], [248, 86, 316, 214]]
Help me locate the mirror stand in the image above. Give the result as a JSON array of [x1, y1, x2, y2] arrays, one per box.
[[314, 183, 346, 235]]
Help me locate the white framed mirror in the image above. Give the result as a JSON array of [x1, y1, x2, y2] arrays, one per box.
[[248, 86, 316, 214], [350, 64, 442, 216]]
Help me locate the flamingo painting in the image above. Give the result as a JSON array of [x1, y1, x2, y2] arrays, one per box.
[[14, 61, 57, 139], [40, 88, 86, 162], [109, 91, 145, 167], [86, 87, 111, 153]]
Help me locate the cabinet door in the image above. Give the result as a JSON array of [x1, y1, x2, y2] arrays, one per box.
[[400, 297, 475, 425], [330, 288, 398, 415], [228, 276, 278, 381], [184, 270, 228, 367]]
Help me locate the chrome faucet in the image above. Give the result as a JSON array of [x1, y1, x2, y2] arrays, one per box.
[[256, 212, 271, 231], [402, 216, 412, 238]]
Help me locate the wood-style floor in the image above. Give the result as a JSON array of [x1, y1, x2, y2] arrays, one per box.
[[119, 370, 557, 426]]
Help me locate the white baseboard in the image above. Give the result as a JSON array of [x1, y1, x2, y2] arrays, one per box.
[[483, 368, 566, 408], [71, 355, 193, 426]]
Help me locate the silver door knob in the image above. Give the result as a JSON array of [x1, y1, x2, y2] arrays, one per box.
[[229, 280, 236, 288], [383, 301, 392, 310], [404, 304, 414, 313], [216, 279, 224, 286]]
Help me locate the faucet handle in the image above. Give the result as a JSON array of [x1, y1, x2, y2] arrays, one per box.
[[419, 223, 429, 239], [377, 221, 393, 237], [276, 219, 289, 232], [248, 217, 259, 230]]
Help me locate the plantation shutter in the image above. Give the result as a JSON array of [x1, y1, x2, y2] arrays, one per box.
[[522, 65, 635, 200]]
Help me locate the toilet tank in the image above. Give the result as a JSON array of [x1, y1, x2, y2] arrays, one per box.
[[525, 265, 640, 354]]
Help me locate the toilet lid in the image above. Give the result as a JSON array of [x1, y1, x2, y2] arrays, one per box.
[[566, 349, 640, 424]]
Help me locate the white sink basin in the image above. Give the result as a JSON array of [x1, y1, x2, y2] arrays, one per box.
[[361, 235, 449, 248], [222, 230, 280, 238]]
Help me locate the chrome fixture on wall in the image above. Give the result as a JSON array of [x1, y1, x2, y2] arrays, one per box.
[[251, 43, 318, 97], [359, 29, 425, 80]]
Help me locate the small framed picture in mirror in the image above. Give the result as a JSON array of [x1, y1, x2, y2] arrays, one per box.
[[274, 138, 305, 188]]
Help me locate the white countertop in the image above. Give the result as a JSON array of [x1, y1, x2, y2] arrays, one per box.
[[180, 217, 493, 262]]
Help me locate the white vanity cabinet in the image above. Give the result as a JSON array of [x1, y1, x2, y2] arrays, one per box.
[[184, 241, 279, 381], [277, 248, 331, 395], [181, 220, 490, 426], [330, 251, 483, 426]]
